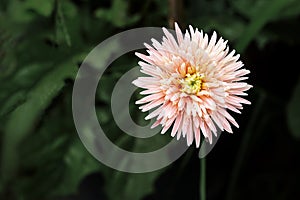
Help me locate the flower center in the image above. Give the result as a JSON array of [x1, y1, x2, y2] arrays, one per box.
[[180, 72, 204, 94]]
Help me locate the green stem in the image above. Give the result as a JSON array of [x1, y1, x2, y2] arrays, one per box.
[[200, 157, 206, 200]]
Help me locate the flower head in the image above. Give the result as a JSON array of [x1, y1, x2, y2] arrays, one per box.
[[133, 23, 252, 147]]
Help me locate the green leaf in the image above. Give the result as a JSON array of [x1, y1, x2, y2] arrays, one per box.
[[106, 170, 162, 200], [230, 0, 300, 21], [0, 90, 27, 117], [234, 0, 292, 52], [94, 0, 140, 28], [97, 75, 117, 103], [0, 59, 78, 184], [7, 0, 55, 23], [52, 139, 101, 196], [78, 102, 170, 200], [11, 85, 101, 199], [60, 0, 77, 18], [192, 15, 245, 42], [278, 0, 300, 19], [287, 76, 300, 139], [102, 126, 171, 200]]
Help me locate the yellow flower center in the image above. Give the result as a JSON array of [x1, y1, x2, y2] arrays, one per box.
[[180, 72, 205, 94]]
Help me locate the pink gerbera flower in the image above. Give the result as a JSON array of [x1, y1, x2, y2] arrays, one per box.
[[132, 23, 252, 147]]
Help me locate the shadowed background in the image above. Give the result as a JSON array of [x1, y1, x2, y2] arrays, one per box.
[[1, 0, 300, 199]]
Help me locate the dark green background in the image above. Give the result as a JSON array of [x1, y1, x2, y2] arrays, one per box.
[[1, 0, 300, 199]]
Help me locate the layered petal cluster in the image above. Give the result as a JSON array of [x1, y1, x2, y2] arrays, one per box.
[[133, 23, 252, 147]]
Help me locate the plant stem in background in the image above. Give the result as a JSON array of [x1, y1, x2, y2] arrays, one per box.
[[168, 0, 184, 28], [200, 157, 206, 200]]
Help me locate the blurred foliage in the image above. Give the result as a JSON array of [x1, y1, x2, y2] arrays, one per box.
[[0, 0, 300, 200], [287, 77, 300, 139], [94, 0, 140, 27], [188, 0, 300, 48]]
